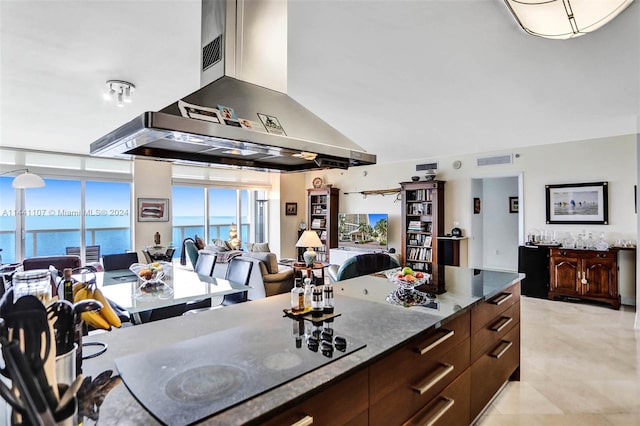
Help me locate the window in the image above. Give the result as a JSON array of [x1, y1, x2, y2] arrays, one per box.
[[208, 188, 239, 241], [172, 186, 206, 246], [24, 179, 81, 258], [85, 181, 131, 256], [172, 186, 266, 260], [0, 177, 17, 263], [1, 177, 132, 263]]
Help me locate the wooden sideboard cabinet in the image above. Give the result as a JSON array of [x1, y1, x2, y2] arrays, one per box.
[[548, 248, 620, 309]]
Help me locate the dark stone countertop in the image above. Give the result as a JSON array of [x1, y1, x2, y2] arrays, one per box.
[[82, 268, 523, 425]]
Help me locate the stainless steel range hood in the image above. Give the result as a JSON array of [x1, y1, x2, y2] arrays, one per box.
[[90, 0, 376, 172]]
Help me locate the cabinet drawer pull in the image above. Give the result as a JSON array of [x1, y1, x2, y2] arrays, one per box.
[[290, 415, 313, 426], [417, 329, 455, 355], [403, 396, 455, 426], [490, 292, 513, 306], [412, 363, 454, 395], [490, 340, 514, 359], [490, 316, 513, 333]]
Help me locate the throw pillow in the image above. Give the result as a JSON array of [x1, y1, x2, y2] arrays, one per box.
[[212, 238, 231, 251], [195, 235, 206, 250], [246, 242, 270, 253]]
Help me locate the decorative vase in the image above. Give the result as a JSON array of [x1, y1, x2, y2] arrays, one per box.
[[303, 249, 317, 266]]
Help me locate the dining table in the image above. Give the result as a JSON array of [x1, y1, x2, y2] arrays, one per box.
[[72, 264, 252, 324]]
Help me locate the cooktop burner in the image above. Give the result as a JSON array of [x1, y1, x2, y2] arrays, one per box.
[[165, 365, 246, 404], [115, 317, 365, 426]]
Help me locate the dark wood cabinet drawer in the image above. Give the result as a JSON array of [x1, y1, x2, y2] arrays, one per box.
[[369, 311, 470, 404], [369, 338, 470, 426], [402, 368, 471, 426], [471, 282, 520, 334], [471, 301, 520, 363], [259, 368, 368, 426], [470, 323, 521, 420]]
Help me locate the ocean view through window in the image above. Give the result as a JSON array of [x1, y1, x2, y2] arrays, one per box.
[[0, 177, 131, 263]]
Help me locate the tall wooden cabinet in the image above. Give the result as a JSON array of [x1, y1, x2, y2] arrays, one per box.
[[401, 180, 445, 293], [548, 247, 620, 309], [307, 187, 339, 263]]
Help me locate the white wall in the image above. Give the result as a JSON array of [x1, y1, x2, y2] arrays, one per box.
[[133, 159, 172, 261], [482, 177, 519, 271]]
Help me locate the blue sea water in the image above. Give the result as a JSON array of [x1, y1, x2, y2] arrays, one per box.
[[0, 215, 247, 264]]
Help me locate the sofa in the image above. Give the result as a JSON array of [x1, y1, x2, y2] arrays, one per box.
[[203, 250, 294, 300]]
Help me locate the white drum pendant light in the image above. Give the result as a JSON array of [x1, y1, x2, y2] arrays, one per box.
[[504, 0, 635, 39]]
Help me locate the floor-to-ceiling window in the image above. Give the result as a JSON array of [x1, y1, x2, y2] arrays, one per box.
[[1, 148, 133, 263], [0, 177, 17, 263], [24, 179, 81, 258], [85, 181, 131, 256], [172, 186, 206, 245]]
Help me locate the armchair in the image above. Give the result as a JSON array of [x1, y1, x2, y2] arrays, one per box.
[[211, 251, 294, 300]]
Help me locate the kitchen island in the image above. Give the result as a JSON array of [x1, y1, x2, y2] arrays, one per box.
[[83, 268, 523, 425]]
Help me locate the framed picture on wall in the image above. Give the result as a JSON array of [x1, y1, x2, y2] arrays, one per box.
[[509, 196, 518, 213], [545, 182, 608, 224], [137, 198, 170, 222], [473, 197, 481, 214], [285, 202, 298, 216]]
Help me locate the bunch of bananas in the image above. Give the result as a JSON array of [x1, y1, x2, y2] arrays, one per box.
[[73, 282, 122, 330]]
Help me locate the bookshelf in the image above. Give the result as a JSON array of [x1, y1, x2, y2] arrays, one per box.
[[401, 180, 445, 293], [307, 187, 339, 263]]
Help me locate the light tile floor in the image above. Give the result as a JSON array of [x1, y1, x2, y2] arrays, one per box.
[[476, 296, 640, 425]]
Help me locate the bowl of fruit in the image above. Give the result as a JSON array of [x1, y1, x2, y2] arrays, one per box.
[[129, 262, 168, 285], [386, 266, 430, 288]]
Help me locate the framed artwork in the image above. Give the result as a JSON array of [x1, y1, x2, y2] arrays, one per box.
[[545, 182, 608, 224], [473, 197, 481, 214], [509, 196, 518, 213], [285, 202, 298, 216], [137, 198, 170, 222]]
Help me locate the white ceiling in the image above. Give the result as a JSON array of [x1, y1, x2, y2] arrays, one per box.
[[1, 0, 639, 165]]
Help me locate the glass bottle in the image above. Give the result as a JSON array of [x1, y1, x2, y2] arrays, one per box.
[[323, 282, 334, 314], [62, 267, 74, 303], [303, 277, 312, 311], [290, 278, 304, 313], [311, 284, 324, 317]]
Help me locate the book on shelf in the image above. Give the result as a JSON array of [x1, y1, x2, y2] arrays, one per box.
[[311, 218, 326, 229]]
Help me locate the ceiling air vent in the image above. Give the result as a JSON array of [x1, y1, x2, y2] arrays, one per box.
[[476, 154, 512, 167], [416, 162, 439, 171], [202, 34, 222, 71]]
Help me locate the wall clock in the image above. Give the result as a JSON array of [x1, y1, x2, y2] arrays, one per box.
[[312, 177, 323, 189]]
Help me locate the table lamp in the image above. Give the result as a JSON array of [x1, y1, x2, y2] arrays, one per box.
[[296, 230, 323, 266]]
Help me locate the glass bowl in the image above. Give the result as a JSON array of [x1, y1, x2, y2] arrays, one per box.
[[129, 262, 169, 284], [385, 267, 430, 288]]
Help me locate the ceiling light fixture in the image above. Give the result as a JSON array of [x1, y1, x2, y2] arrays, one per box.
[[504, 0, 634, 39], [0, 169, 46, 189], [104, 80, 135, 107]]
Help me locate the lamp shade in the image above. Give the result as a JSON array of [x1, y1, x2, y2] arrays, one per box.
[[296, 230, 323, 248], [504, 0, 634, 39], [11, 171, 45, 189]]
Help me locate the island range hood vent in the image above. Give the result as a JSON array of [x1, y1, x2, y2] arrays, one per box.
[[90, 0, 376, 172]]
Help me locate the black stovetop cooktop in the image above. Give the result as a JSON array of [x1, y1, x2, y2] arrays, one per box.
[[115, 316, 365, 426]]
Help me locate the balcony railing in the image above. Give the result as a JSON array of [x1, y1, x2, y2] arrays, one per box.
[[0, 223, 251, 264]]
